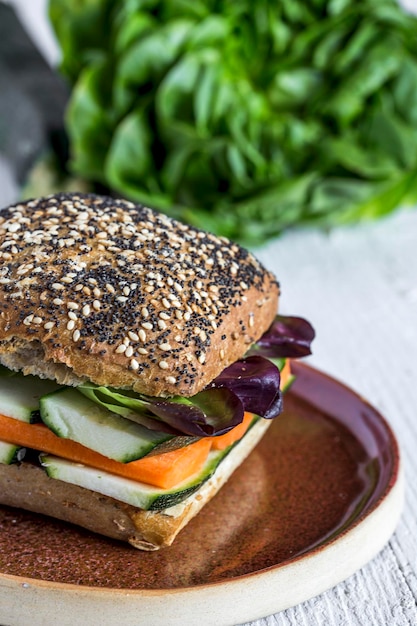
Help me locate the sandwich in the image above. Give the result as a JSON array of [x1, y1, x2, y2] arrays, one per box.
[[0, 192, 314, 550]]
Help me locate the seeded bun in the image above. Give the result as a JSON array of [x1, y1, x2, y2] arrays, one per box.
[[0, 193, 279, 397]]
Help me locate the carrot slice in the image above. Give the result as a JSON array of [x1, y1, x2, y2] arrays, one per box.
[[280, 358, 292, 389], [0, 414, 211, 489], [209, 412, 254, 450], [124, 437, 212, 489]]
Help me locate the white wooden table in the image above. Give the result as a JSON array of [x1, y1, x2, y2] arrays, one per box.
[[253, 208, 417, 626], [2, 1, 417, 624]]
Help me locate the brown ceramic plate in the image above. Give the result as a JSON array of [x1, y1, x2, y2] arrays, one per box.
[[0, 364, 403, 626]]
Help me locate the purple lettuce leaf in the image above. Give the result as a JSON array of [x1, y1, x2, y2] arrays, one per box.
[[209, 355, 283, 420], [149, 388, 244, 437], [249, 315, 315, 359]]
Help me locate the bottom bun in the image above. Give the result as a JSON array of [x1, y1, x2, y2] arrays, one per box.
[[0, 419, 271, 550]]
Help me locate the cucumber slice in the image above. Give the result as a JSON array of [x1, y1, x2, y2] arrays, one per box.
[[40, 446, 229, 510], [0, 372, 60, 464], [0, 441, 26, 465], [40, 388, 172, 463], [0, 373, 61, 422]]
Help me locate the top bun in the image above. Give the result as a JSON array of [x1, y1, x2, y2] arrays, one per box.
[[0, 193, 279, 397]]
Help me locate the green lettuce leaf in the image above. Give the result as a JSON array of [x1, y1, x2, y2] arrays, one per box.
[[47, 0, 417, 243]]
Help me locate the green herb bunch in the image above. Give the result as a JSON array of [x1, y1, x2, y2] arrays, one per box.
[[50, 0, 417, 244]]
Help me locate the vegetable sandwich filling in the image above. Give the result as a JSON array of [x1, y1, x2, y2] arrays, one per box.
[[0, 314, 313, 511]]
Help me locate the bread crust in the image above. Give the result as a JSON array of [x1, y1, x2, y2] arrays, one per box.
[[0, 419, 271, 550], [0, 193, 279, 397]]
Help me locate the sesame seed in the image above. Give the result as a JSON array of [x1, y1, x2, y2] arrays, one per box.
[[138, 329, 147, 342], [106, 283, 115, 293], [142, 322, 153, 330], [44, 321, 55, 330], [73, 329, 81, 342], [32, 316, 43, 324], [159, 342, 172, 351], [198, 353, 206, 364], [93, 300, 101, 311], [159, 311, 170, 320], [67, 320, 75, 331], [159, 360, 169, 370], [162, 298, 171, 309], [165, 376, 176, 385], [82, 305, 91, 316], [116, 344, 127, 354], [130, 358, 139, 371], [67, 302, 79, 310], [117, 296, 128, 303], [68, 311, 77, 321], [128, 331, 139, 341], [51, 283, 64, 290], [158, 320, 167, 330], [141, 307, 149, 318], [249, 313, 254, 327], [138, 347, 148, 355], [125, 346, 134, 357], [220, 349, 225, 360]]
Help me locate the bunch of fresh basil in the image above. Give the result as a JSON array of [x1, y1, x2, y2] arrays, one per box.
[[49, 0, 417, 244]]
